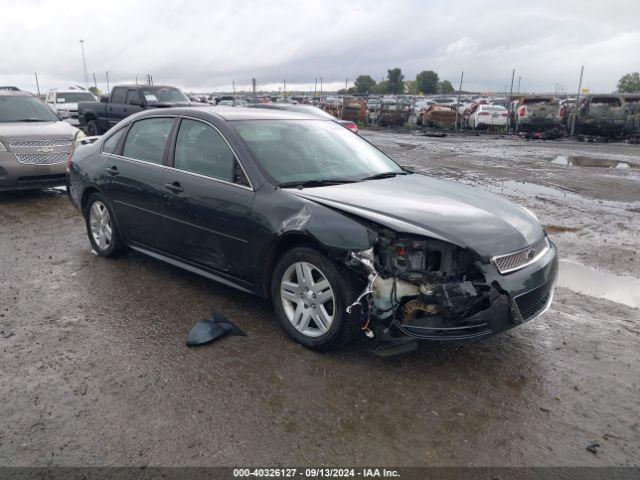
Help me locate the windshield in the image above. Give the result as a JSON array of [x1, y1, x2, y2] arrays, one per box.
[[141, 87, 188, 104], [233, 120, 403, 184], [56, 92, 95, 103], [0, 95, 60, 122]]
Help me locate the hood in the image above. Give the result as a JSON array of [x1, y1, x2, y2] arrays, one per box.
[[286, 174, 544, 259], [0, 121, 79, 143]]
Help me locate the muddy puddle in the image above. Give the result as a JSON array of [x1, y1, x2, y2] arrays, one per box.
[[558, 260, 640, 308], [551, 155, 639, 169]]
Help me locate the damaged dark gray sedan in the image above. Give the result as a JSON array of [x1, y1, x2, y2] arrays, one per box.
[[67, 107, 558, 354]]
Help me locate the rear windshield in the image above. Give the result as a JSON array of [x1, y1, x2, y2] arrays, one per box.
[[141, 87, 188, 104], [55, 92, 95, 103], [591, 97, 622, 107], [522, 98, 555, 105], [0, 95, 60, 123], [482, 105, 507, 111]]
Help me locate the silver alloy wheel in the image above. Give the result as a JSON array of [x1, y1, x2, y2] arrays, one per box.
[[89, 201, 112, 251], [280, 261, 335, 338]]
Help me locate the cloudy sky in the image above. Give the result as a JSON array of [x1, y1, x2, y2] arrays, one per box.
[[2, 0, 639, 94]]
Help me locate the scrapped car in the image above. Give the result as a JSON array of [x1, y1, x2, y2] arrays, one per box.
[[0, 90, 84, 191], [559, 99, 577, 128], [514, 97, 561, 133], [468, 104, 509, 130], [46, 88, 97, 127], [571, 95, 627, 137], [622, 95, 640, 135], [341, 98, 367, 124], [378, 99, 409, 126], [417, 104, 457, 129], [68, 107, 558, 354]]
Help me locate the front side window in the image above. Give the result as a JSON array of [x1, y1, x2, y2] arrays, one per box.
[[174, 119, 237, 183], [111, 88, 126, 104], [232, 120, 402, 184], [125, 90, 141, 105], [122, 117, 174, 164]]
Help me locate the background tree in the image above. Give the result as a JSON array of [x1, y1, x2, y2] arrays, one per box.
[[617, 72, 640, 93], [88, 86, 101, 96], [386, 68, 405, 94], [354, 75, 376, 94], [374, 80, 389, 94], [416, 70, 439, 95], [437, 80, 455, 94], [405, 80, 418, 95]]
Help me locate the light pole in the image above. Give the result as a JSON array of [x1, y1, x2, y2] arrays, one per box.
[[79, 40, 89, 87]]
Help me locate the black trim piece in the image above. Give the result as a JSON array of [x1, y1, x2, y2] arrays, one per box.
[[163, 214, 248, 244]]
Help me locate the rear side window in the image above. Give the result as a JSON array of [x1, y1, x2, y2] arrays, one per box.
[[102, 128, 126, 154], [111, 88, 126, 104], [122, 117, 174, 164], [173, 119, 236, 182]]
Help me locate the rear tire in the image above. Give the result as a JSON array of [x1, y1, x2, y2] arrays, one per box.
[[84, 193, 125, 257], [271, 247, 361, 351]]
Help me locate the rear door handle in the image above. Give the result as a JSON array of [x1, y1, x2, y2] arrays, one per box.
[[164, 182, 184, 194], [105, 166, 119, 175]]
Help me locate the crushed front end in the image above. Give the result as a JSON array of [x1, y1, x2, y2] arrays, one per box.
[[347, 230, 558, 354]]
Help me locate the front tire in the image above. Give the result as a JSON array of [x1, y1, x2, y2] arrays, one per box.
[[85, 120, 99, 136], [271, 247, 360, 351], [84, 193, 125, 257]]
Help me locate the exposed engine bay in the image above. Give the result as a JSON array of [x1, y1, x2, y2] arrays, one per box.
[[347, 229, 507, 352]]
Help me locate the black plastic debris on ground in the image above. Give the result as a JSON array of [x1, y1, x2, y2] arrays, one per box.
[[186, 310, 246, 347], [586, 442, 600, 455]]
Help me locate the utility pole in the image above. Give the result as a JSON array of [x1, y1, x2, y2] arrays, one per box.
[[507, 69, 515, 134], [345, 77, 348, 91], [320, 77, 323, 95], [34, 72, 41, 96], [283, 79, 286, 99], [251, 78, 257, 96], [314, 77, 317, 96], [92, 72, 97, 91], [517, 76, 522, 95], [454, 71, 464, 131], [570, 65, 584, 137], [232, 80, 236, 95], [106, 71, 110, 93], [79, 40, 89, 87]]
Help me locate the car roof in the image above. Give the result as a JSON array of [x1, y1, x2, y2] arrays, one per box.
[[166, 105, 325, 121], [0, 90, 34, 97]]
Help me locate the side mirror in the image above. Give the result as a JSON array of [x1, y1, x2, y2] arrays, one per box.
[[100, 96, 109, 103], [58, 110, 70, 119]]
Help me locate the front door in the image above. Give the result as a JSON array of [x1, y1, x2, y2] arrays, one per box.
[[104, 116, 175, 249], [161, 118, 254, 282]]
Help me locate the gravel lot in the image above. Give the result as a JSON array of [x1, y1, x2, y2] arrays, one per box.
[[1, 131, 638, 467]]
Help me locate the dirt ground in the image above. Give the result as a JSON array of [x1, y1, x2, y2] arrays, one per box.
[[0, 132, 638, 468]]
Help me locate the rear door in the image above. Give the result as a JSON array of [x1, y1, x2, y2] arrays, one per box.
[[161, 117, 254, 282], [104, 116, 176, 249]]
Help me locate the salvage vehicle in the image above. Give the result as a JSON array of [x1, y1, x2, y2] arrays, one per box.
[[622, 95, 640, 135], [67, 107, 558, 354], [570, 95, 627, 137], [341, 98, 367, 124], [0, 89, 85, 191], [78, 85, 191, 136], [249, 103, 359, 133], [46, 87, 97, 127], [559, 98, 577, 128], [514, 96, 561, 133], [378, 98, 409, 126], [417, 104, 457, 129], [468, 104, 508, 130]]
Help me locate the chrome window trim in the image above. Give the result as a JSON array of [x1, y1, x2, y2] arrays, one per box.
[[164, 165, 253, 192], [171, 115, 254, 191], [102, 151, 166, 169], [492, 237, 551, 275]]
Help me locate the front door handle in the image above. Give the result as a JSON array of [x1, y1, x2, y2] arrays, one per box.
[[105, 166, 119, 175], [164, 182, 184, 194]]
